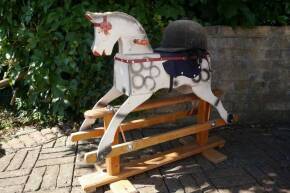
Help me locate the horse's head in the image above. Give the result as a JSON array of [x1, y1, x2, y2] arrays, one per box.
[[85, 12, 119, 56], [86, 11, 152, 56]]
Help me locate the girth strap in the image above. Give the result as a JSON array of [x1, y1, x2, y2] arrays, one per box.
[[169, 76, 174, 92]]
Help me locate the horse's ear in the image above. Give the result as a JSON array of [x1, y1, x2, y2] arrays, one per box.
[[85, 11, 94, 21], [85, 12, 102, 21]]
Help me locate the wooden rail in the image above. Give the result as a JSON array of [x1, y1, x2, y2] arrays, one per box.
[[71, 110, 196, 142], [79, 136, 225, 192], [84, 89, 222, 119], [84, 118, 225, 163]]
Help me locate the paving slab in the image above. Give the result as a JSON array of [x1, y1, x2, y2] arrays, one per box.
[[24, 167, 46, 192], [0, 168, 31, 179], [0, 153, 15, 172], [6, 149, 28, 171], [21, 148, 41, 169], [35, 156, 74, 167], [0, 175, 28, 187], [41, 165, 59, 190], [57, 163, 74, 188], [0, 185, 24, 193]]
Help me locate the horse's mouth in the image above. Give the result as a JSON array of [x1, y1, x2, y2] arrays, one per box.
[[93, 50, 106, 56]]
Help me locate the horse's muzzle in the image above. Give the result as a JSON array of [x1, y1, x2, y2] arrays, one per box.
[[93, 50, 101, 56], [93, 50, 107, 56]]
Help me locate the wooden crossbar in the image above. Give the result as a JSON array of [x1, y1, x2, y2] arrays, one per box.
[[71, 127, 105, 142], [79, 136, 225, 192], [120, 109, 196, 131], [84, 89, 222, 119], [84, 119, 225, 163], [71, 110, 196, 142]]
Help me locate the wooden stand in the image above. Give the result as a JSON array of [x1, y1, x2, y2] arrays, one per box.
[[71, 90, 231, 193]]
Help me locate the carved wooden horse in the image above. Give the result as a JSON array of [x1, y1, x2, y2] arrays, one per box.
[[82, 11, 233, 160]]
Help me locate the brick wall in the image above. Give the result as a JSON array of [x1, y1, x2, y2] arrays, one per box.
[[206, 26, 290, 123]]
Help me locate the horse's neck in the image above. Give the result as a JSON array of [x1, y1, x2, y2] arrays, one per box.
[[118, 36, 153, 55]]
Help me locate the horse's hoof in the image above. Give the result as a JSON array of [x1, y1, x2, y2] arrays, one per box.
[[97, 144, 112, 162], [227, 113, 234, 124]]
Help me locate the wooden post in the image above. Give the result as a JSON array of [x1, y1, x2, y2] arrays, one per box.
[[104, 113, 120, 176], [196, 99, 211, 145]]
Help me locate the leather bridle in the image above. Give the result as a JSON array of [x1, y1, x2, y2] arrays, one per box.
[[92, 16, 112, 35]]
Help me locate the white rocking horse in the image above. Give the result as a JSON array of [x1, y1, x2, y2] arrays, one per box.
[[81, 11, 233, 160]]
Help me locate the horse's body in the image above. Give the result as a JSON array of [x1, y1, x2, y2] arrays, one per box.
[[82, 11, 232, 160]]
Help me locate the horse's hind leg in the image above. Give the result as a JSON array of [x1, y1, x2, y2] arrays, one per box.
[[80, 87, 123, 131], [192, 83, 233, 124], [96, 93, 152, 160]]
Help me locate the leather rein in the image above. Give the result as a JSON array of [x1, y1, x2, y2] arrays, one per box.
[[114, 52, 209, 64]]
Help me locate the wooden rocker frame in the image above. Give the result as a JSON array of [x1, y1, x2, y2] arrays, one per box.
[[71, 89, 230, 193]]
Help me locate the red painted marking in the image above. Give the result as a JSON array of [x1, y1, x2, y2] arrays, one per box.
[[92, 16, 112, 35], [85, 14, 93, 21], [93, 50, 101, 56], [133, 39, 149, 46], [114, 54, 209, 64]]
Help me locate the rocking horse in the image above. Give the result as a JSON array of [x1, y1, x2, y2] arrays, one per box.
[[70, 11, 237, 192], [81, 11, 233, 160]]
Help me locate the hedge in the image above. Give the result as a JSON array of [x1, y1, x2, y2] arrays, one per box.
[[0, 0, 289, 124]]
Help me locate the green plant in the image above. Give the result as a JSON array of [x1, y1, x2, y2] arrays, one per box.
[[0, 0, 289, 125]]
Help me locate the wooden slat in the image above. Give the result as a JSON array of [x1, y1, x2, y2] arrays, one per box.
[[70, 110, 195, 142], [202, 148, 227, 164], [85, 89, 222, 119], [110, 179, 139, 193], [136, 89, 222, 112], [79, 136, 225, 192], [84, 119, 226, 163], [70, 127, 105, 142], [120, 110, 196, 131], [85, 108, 112, 119]]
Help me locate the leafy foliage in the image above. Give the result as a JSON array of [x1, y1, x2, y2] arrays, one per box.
[[0, 0, 289, 124]]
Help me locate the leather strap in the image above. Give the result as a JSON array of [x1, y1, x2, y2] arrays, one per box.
[[169, 76, 174, 92], [93, 16, 112, 35], [133, 39, 149, 46], [114, 54, 208, 64]]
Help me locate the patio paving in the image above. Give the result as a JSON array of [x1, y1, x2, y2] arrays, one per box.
[[0, 123, 289, 193]]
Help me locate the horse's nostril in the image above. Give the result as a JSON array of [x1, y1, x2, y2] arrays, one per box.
[[93, 51, 101, 56]]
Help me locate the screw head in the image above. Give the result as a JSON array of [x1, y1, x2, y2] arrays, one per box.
[[128, 143, 133, 151]]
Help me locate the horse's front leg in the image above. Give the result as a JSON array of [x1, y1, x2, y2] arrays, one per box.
[[192, 82, 233, 124], [79, 87, 123, 131], [96, 93, 152, 160]]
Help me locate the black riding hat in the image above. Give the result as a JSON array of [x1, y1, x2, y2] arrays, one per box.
[[155, 20, 207, 52]]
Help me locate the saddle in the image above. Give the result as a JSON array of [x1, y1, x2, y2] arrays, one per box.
[[155, 49, 209, 92], [154, 20, 209, 91]]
